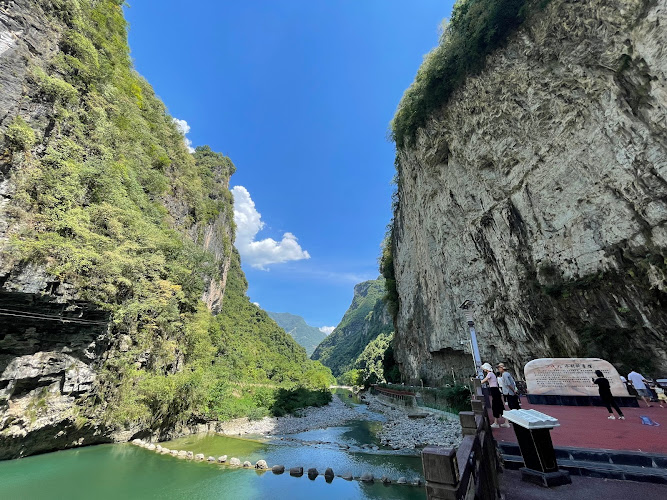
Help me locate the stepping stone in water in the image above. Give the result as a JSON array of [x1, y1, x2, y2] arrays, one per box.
[[217, 455, 227, 463], [360, 472, 374, 483], [255, 460, 268, 470], [272, 465, 285, 474], [289, 466, 303, 477], [307, 468, 318, 480]]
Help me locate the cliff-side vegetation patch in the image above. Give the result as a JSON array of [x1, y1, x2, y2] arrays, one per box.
[[312, 278, 393, 377], [391, 0, 546, 149], [2, 0, 333, 431]]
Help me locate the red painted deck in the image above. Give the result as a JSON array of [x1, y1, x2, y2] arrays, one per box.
[[489, 399, 667, 454]]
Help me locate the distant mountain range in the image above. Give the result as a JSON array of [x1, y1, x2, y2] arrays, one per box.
[[267, 311, 329, 356]]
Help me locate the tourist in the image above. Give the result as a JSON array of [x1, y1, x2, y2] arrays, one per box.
[[481, 363, 510, 429], [628, 369, 653, 407], [592, 370, 625, 420], [497, 363, 521, 410], [654, 382, 667, 408], [497, 370, 507, 407]]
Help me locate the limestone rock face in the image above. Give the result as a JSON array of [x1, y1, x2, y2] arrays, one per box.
[[392, 0, 667, 383], [0, 1, 238, 460]]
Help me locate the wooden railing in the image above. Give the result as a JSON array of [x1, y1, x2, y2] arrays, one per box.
[[422, 382, 501, 500]]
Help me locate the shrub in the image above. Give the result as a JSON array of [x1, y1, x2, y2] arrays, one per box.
[[33, 67, 78, 103], [4, 116, 36, 151]]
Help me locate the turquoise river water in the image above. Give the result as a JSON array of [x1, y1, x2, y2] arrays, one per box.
[[0, 393, 427, 500]]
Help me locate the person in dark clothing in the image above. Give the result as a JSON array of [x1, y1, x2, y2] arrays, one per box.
[[593, 370, 625, 420]]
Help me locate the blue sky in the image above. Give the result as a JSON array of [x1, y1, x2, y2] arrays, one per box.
[[124, 0, 455, 331]]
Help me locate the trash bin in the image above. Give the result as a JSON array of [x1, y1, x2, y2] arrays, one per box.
[[503, 409, 571, 487]]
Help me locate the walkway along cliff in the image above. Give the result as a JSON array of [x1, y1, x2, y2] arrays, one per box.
[[387, 0, 667, 384]]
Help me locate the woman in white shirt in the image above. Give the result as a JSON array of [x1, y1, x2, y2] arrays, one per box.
[[481, 362, 510, 428]]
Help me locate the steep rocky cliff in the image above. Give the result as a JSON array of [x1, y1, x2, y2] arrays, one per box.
[[390, 0, 667, 384], [0, 0, 330, 459], [312, 278, 393, 377]]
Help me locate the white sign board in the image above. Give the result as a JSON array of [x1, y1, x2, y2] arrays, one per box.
[[503, 409, 560, 429], [524, 358, 628, 397]]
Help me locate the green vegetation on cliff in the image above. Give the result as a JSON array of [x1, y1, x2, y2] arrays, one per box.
[[391, 0, 544, 148], [1, 0, 332, 430], [311, 278, 393, 378]]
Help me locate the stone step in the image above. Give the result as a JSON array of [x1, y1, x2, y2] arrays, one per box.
[[499, 443, 667, 470], [502, 453, 667, 485]]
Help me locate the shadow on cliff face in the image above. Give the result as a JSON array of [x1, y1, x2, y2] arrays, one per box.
[[0, 289, 111, 459]]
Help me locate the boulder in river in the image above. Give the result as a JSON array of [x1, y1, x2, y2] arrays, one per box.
[[341, 474, 353, 481], [217, 455, 227, 463], [271, 465, 285, 474], [397, 477, 407, 484], [381, 476, 391, 484], [160, 448, 170, 455], [242, 461, 252, 468], [255, 460, 268, 470], [289, 466, 303, 477], [132, 439, 142, 445], [147, 444, 156, 451], [360, 472, 374, 483], [229, 457, 241, 466], [307, 468, 318, 479], [207, 456, 216, 462], [195, 454, 205, 461], [177, 450, 188, 458], [186, 451, 194, 459], [170, 450, 179, 456]]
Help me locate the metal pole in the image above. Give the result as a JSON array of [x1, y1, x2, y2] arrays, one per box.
[[460, 301, 483, 380]]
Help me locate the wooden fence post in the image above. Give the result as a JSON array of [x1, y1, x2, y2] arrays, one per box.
[[422, 446, 460, 500]]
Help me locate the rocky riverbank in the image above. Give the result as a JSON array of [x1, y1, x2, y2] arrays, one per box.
[[367, 395, 462, 450], [203, 391, 462, 452]]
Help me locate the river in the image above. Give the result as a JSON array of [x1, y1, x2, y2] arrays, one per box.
[[0, 392, 427, 499]]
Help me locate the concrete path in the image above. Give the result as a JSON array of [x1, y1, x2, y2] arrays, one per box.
[[490, 399, 667, 453], [500, 469, 667, 499]]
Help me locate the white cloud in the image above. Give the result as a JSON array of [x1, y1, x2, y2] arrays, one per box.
[[319, 326, 335, 335], [232, 185, 310, 269], [252, 302, 260, 307], [172, 117, 195, 153]]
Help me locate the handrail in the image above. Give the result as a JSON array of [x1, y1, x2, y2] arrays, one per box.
[[422, 380, 501, 499]]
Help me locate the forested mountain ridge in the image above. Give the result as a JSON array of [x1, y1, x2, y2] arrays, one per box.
[[311, 278, 393, 378], [0, 0, 331, 460], [267, 312, 328, 356]]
